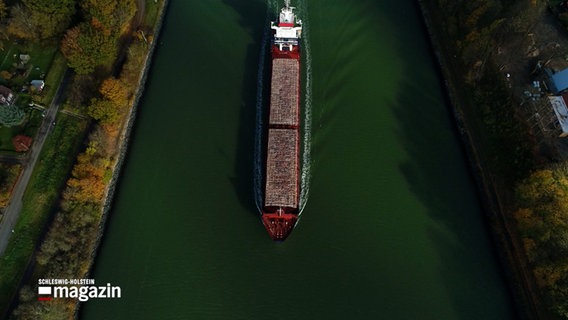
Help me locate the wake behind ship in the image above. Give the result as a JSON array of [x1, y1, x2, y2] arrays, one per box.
[[261, 0, 302, 241]]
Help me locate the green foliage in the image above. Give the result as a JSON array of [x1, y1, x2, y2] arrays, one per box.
[[31, 115, 87, 192], [1, 0, 164, 317], [61, 22, 117, 74], [6, 5, 34, 40], [67, 74, 97, 107], [12, 116, 116, 318], [87, 97, 120, 123], [142, 0, 161, 28], [0, 114, 88, 315], [561, 12, 568, 26], [37, 52, 67, 105], [23, 0, 75, 39], [470, 66, 535, 181], [81, 0, 136, 35], [0, 105, 25, 127], [515, 166, 568, 318], [12, 298, 72, 320], [426, 0, 561, 317], [0, 0, 7, 21], [86, 76, 134, 124], [432, 0, 542, 80], [7, 0, 75, 40], [121, 41, 148, 85], [61, 0, 138, 74], [0, 163, 21, 207], [437, 0, 503, 67]]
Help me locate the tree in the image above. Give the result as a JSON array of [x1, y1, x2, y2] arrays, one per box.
[[87, 97, 120, 123], [8, 0, 75, 40], [0, 0, 8, 49], [0, 0, 7, 21], [0, 104, 25, 127], [514, 166, 568, 318], [81, 0, 136, 34], [6, 5, 34, 40], [121, 41, 147, 84], [61, 22, 117, 74], [113, 0, 137, 34], [66, 153, 107, 203], [67, 74, 97, 107], [99, 77, 130, 105], [23, 0, 75, 39], [60, 0, 138, 73]]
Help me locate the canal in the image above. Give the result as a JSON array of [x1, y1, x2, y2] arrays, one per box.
[[81, 0, 516, 319]]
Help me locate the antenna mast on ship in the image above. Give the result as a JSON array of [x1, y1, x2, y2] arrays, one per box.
[[285, 0, 291, 8]]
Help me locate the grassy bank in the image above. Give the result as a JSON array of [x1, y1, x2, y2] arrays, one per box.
[[37, 53, 67, 106], [0, 114, 88, 315], [0, 164, 21, 208], [3, 0, 170, 318]]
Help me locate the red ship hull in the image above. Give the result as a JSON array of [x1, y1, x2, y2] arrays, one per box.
[[261, 3, 302, 241], [261, 46, 301, 241], [261, 210, 298, 241]]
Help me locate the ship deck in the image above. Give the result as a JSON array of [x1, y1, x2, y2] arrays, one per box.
[[262, 35, 301, 240]]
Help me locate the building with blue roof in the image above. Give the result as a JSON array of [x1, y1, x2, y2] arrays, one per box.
[[545, 68, 568, 94]]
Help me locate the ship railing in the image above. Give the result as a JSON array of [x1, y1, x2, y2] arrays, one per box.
[[274, 39, 299, 45]]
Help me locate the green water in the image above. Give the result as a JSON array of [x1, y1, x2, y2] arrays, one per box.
[[81, 0, 516, 319]]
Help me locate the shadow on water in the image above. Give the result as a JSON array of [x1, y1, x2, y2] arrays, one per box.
[[221, 0, 267, 215], [374, 1, 519, 319]]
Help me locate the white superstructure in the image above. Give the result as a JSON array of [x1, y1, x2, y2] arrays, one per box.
[[548, 95, 568, 137], [271, 1, 302, 51]]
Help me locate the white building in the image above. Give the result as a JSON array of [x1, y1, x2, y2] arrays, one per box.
[[548, 95, 568, 137]]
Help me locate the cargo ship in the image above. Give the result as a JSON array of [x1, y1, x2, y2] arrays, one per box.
[[261, 0, 302, 241]]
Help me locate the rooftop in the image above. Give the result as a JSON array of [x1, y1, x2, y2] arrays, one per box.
[[546, 68, 568, 94], [548, 95, 568, 135]]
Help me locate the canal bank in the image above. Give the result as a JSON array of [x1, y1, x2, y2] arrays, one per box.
[[81, 1, 516, 319], [77, 0, 171, 316], [415, 0, 547, 318]]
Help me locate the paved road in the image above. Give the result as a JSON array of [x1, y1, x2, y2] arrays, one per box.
[[0, 69, 71, 255], [0, 0, 150, 256]]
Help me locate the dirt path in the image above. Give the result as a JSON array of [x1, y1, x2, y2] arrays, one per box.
[[134, 0, 147, 29]]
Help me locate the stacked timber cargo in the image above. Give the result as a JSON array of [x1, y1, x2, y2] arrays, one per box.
[[268, 59, 300, 126], [265, 129, 299, 208], [261, 0, 302, 241], [264, 58, 300, 211]]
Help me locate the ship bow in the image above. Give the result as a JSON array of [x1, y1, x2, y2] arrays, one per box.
[[261, 213, 297, 241]]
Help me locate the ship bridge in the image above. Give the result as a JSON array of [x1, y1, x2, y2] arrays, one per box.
[[271, 1, 302, 52]]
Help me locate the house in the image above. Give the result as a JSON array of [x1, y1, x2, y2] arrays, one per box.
[[545, 68, 568, 94], [30, 80, 45, 92], [0, 85, 14, 105], [548, 94, 568, 137]]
